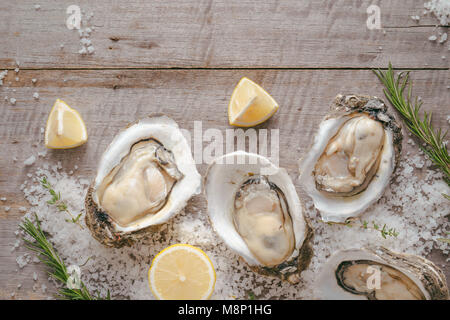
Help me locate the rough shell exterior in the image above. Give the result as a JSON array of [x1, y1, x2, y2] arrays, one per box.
[[317, 246, 449, 300], [85, 184, 162, 248], [367, 246, 449, 300]]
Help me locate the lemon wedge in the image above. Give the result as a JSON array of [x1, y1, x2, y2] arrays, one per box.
[[148, 244, 216, 300], [228, 77, 279, 127], [45, 99, 88, 149]]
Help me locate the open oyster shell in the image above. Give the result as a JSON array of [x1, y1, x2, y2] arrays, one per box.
[[205, 151, 313, 283], [85, 115, 201, 247], [317, 247, 449, 300], [299, 94, 402, 223]]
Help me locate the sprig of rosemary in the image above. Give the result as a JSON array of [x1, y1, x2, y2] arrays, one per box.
[[373, 63, 450, 188], [19, 214, 110, 300], [342, 220, 399, 239], [40, 177, 84, 228]]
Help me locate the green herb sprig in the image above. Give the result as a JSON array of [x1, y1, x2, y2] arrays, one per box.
[[19, 214, 110, 300], [40, 177, 84, 228], [344, 220, 399, 239], [373, 64, 450, 189]]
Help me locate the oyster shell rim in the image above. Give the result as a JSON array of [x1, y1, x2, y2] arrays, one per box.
[[204, 150, 313, 282], [85, 114, 201, 247], [316, 246, 449, 300], [299, 94, 403, 223]]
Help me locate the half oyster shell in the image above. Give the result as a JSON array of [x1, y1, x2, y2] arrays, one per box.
[[317, 247, 449, 300], [299, 94, 402, 223], [205, 151, 313, 283], [85, 115, 201, 247]]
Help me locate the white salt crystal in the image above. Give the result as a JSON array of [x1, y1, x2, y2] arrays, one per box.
[[23, 155, 36, 166], [87, 46, 95, 54], [10, 98, 16, 105], [4, 206, 10, 212], [33, 272, 38, 281], [19, 207, 27, 212], [440, 33, 448, 43], [428, 35, 437, 41], [34, 4, 40, 10], [78, 47, 87, 55], [14, 68, 19, 73], [31, 78, 37, 84], [33, 92, 39, 100], [15, 77, 19, 82], [0, 197, 6, 201]]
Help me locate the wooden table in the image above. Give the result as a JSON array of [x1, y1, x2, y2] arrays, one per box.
[[0, 0, 448, 299]]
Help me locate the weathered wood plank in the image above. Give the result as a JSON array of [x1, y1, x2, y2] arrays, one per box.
[[0, 0, 448, 69], [0, 69, 448, 299]]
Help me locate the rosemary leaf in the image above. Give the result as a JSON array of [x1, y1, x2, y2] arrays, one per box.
[[19, 213, 110, 300], [373, 64, 450, 195]]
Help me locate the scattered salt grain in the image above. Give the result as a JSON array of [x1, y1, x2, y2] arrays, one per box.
[[1, 197, 6, 201], [15, 155, 450, 299], [23, 155, 36, 166], [38, 150, 47, 158], [33, 272, 38, 281], [19, 207, 27, 213], [0, 70, 8, 86], [34, 4, 41, 10], [87, 45, 95, 54], [424, 0, 450, 25], [17, 284, 22, 289], [31, 78, 37, 84], [15, 77, 19, 82], [4, 206, 11, 212], [429, 35, 438, 41], [440, 33, 448, 43], [41, 284, 47, 293], [14, 68, 19, 73], [10, 98, 16, 105], [33, 92, 39, 100]]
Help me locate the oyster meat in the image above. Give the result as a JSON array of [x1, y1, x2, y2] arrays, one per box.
[[299, 94, 402, 222], [85, 115, 201, 247], [317, 247, 449, 300], [205, 151, 313, 283]]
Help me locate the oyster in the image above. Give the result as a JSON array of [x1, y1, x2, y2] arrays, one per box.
[[299, 94, 402, 222], [205, 151, 313, 283], [85, 115, 201, 247], [317, 247, 449, 300]]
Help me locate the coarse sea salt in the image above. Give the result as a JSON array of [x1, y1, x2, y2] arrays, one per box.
[[15, 143, 450, 299], [23, 155, 36, 166]]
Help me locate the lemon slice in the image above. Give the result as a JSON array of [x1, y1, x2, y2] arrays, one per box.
[[148, 244, 216, 300], [45, 99, 88, 149], [228, 77, 279, 127]]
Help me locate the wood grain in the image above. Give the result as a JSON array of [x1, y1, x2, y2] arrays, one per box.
[[0, 69, 448, 299], [0, 0, 448, 69]]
